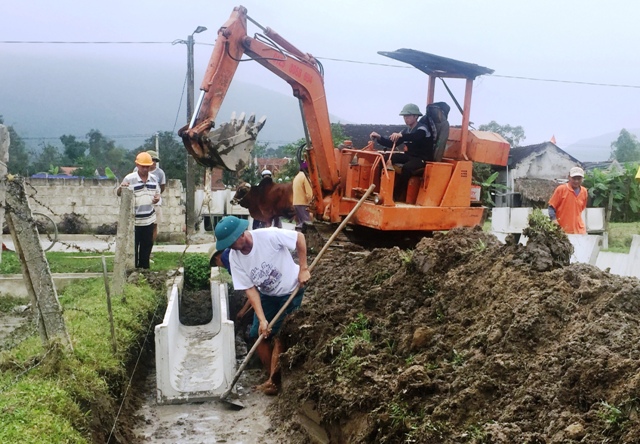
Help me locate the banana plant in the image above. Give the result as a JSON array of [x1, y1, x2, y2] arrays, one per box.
[[583, 163, 640, 222], [104, 166, 117, 180], [474, 171, 507, 207]]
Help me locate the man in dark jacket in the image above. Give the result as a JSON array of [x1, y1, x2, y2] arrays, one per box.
[[370, 103, 433, 201]]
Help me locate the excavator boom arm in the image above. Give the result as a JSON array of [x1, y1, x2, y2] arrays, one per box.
[[180, 6, 339, 213], [179, 6, 264, 172]]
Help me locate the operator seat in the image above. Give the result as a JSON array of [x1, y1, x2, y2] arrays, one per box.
[[426, 102, 450, 162]]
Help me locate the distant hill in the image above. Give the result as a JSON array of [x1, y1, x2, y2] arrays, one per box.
[[0, 52, 346, 152], [563, 129, 640, 162]]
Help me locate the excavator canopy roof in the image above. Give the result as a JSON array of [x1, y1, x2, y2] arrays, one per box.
[[378, 49, 494, 80]]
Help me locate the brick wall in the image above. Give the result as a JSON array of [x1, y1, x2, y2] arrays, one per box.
[[25, 178, 186, 242]]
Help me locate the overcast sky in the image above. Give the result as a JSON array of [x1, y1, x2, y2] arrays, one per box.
[[2, 0, 639, 152]]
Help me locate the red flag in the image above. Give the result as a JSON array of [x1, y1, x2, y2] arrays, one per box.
[[550, 135, 557, 144]]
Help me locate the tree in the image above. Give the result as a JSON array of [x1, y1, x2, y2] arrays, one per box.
[[0, 116, 30, 175], [472, 163, 508, 207], [331, 122, 348, 146], [102, 145, 131, 179], [478, 121, 525, 147], [87, 129, 115, 159], [610, 129, 640, 163], [60, 135, 88, 164], [83, 129, 132, 177], [73, 156, 99, 178], [32, 142, 63, 174]]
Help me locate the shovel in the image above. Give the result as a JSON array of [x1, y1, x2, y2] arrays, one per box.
[[220, 183, 376, 408]]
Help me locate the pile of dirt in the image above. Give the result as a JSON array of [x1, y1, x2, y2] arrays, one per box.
[[273, 226, 640, 443]]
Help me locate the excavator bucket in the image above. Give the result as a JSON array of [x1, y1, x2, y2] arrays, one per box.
[[182, 112, 267, 171]]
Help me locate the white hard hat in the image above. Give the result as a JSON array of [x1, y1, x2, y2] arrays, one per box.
[[261, 170, 272, 177]]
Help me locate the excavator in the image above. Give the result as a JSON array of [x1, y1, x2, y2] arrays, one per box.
[[179, 6, 510, 239]]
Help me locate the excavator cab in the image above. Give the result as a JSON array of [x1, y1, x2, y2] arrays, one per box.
[[333, 50, 509, 231]]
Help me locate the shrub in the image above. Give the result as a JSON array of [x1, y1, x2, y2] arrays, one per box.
[[183, 254, 211, 290], [58, 213, 89, 234], [95, 223, 117, 235]]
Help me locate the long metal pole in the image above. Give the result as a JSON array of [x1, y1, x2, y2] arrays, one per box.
[[185, 34, 196, 237]]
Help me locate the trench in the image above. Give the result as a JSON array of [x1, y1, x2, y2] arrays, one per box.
[[122, 286, 298, 444]]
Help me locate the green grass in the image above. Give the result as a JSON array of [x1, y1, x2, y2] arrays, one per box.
[[605, 222, 640, 253], [0, 276, 162, 443], [0, 251, 188, 275], [0, 294, 29, 313], [330, 314, 372, 379]]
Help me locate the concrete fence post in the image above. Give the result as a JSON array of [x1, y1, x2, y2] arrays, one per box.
[[112, 188, 134, 296], [5, 178, 73, 349], [0, 125, 9, 265]]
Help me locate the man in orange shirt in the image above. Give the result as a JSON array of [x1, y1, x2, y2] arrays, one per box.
[[548, 166, 588, 234]]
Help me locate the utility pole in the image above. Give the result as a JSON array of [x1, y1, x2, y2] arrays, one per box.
[[155, 132, 160, 160], [181, 26, 207, 237]]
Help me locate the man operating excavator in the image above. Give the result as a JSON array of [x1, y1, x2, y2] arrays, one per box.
[[370, 103, 434, 202]]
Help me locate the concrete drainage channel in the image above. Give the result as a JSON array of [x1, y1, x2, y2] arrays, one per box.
[[155, 269, 235, 403], [131, 269, 290, 443]]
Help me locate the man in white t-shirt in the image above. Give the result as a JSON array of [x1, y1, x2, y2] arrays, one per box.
[[215, 216, 310, 396]]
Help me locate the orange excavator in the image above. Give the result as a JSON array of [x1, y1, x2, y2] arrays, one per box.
[[179, 6, 509, 237]]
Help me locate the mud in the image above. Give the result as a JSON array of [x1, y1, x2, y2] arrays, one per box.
[[133, 366, 285, 444], [272, 226, 640, 443], [131, 285, 289, 443]]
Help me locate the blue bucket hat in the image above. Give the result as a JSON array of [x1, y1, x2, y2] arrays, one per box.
[[215, 216, 249, 250]]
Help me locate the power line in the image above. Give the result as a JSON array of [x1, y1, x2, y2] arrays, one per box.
[[316, 56, 640, 89], [316, 56, 412, 69], [0, 40, 171, 44], [491, 74, 640, 89], [3, 40, 639, 89]]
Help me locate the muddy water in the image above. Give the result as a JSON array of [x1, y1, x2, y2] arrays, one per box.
[[132, 284, 293, 443], [132, 366, 291, 443]]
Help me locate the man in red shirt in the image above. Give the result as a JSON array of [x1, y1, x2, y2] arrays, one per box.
[[548, 167, 588, 234]]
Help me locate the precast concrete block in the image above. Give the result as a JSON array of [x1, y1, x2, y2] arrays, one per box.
[[155, 269, 236, 404], [567, 234, 601, 265], [595, 251, 630, 276], [509, 208, 533, 232], [585, 208, 605, 232], [491, 208, 510, 232], [489, 231, 509, 244], [626, 235, 640, 279]]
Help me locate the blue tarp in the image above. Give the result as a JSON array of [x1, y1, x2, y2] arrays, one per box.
[[30, 173, 111, 179]]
